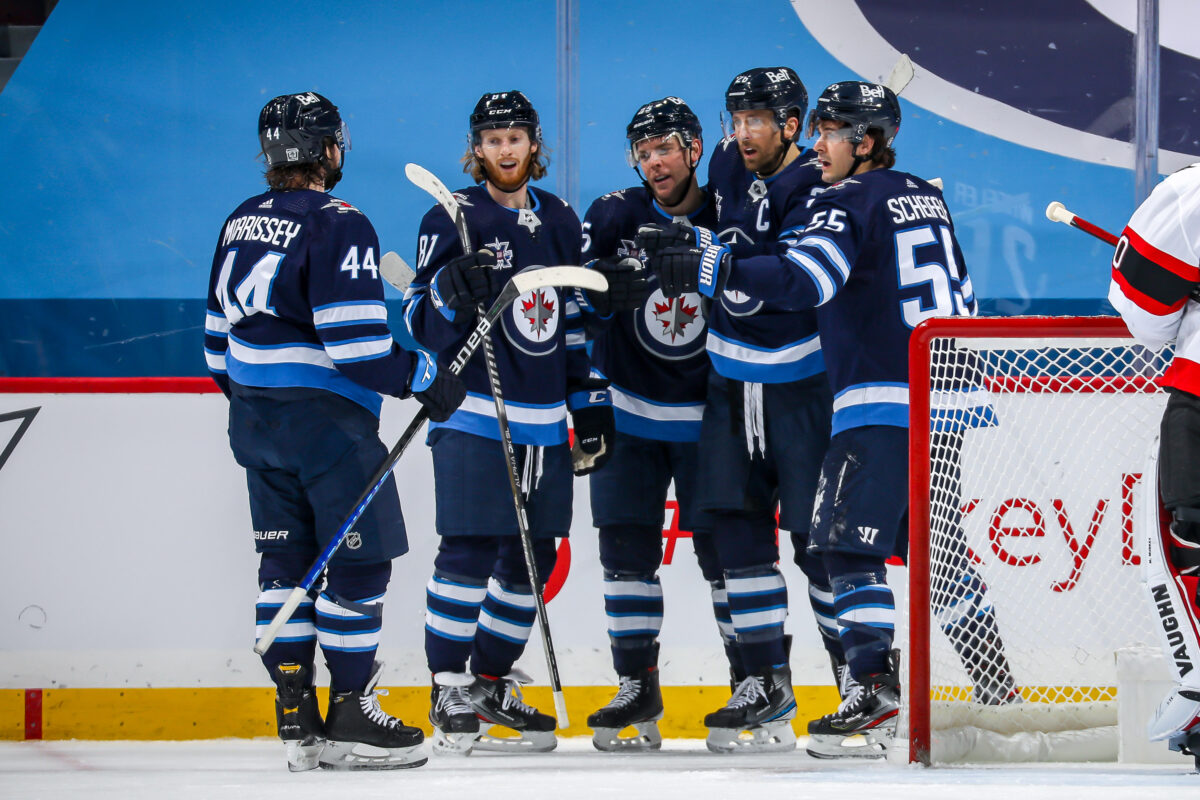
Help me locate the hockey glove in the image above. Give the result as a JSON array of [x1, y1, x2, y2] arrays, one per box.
[[651, 242, 731, 299], [409, 349, 466, 423], [568, 378, 614, 476], [430, 249, 500, 318], [583, 257, 650, 315], [635, 222, 695, 261]]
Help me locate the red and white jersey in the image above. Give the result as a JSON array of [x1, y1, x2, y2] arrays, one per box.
[[1108, 164, 1200, 393]]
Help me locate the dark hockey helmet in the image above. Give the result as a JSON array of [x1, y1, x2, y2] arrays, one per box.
[[724, 67, 808, 129], [805, 81, 901, 146], [258, 92, 349, 168], [469, 90, 542, 145], [625, 96, 703, 165]]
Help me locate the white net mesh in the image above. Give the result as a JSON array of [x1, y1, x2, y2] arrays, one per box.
[[903, 318, 1172, 763]]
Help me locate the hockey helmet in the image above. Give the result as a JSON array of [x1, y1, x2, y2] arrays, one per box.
[[469, 91, 542, 145], [724, 67, 808, 129], [805, 81, 901, 146], [625, 96, 703, 166], [258, 92, 349, 168]]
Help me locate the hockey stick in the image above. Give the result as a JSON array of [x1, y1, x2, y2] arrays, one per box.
[[254, 264, 606, 656], [1045, 201, 1120, 246], [884, 53, 915, 95], [380, 251, 416, 292], [405, 162, 574, 727]]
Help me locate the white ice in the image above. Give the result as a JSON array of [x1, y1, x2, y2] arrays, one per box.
[[1, 737, 1194, 800]]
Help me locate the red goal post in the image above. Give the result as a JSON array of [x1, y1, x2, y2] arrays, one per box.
[[904, 316, 1171, 765]]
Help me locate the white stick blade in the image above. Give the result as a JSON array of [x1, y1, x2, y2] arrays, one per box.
[[512, 266, 608, 294], [1045, 201, 1074, 224], [553, 690, 569, 730], [380, 251, 415, 292], [405, 162, 456, 208], [885, 53, 915, 95], [928, 177, 944, 190]]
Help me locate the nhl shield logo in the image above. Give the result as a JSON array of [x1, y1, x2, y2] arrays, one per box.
[[344, 532, 363, 550]]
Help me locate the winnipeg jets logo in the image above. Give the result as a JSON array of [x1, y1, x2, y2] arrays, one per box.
[[719, 287, 764, 317], [635, 288, 705, 360], [452, 191, 474, 207], [484, 237, 514, 268], [616, 239, 640, 259], [653, 296, 700, 342], [504, 286, 560, 356], [322, 199, 360, 214]]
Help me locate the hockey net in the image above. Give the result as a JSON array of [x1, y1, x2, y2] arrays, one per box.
[[899, 316, 1171, 764]]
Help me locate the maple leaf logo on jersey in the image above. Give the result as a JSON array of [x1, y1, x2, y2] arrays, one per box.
[[483, 237, 514, 268], [653, 297, 699, 342], [521, 290, 556, 338]]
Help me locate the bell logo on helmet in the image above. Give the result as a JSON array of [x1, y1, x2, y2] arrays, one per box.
[[860, 84, 886, 100], [296, 92, 320, 105], [765, 70, 790, 84]]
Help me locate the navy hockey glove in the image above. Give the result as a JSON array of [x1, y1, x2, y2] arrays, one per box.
[[652, 242, 731, 299], [409, 350, 466, 423], [430, 249, 500, 318], [635, 222, 695, 261], [568, 378, 614, 476], [583, 257, 650, 315]]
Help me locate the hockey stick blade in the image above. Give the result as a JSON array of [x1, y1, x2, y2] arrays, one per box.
[[928, 177, 943, 191], [405, 162, 471, 252], [885, 53, 915, 95], [1045, 201, 1120, 246], [513, 265, 607, 295], [380, 251, 415, 292]]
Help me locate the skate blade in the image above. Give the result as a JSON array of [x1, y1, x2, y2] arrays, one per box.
[[431, 728, 481, 756], [591, 721, 663, 752], [285, 738, 324, 772], [705, 721, 796, 754], [472, 726, 557, 753], [318, 740, 427, 770], [804, 733, 885, 760]]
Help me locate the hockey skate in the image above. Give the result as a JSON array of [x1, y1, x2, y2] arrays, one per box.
[[272, 662, 325, 772], [429, 672, 481, 756], [469, 668, 557, 753], [806, 652, 900, 760], [704, 665, 797, 754], [587, 668, 664, 752], [319, 662, 427, 770]]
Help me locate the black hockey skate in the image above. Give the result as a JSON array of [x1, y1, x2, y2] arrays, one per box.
[[806, 652, 900, 760], [320, 662, 427, 770], [587, 667, 664, 752], [272, 662, 325, 772], [704, 665, 797, 754], [469, 668, 557, 753], [429, 671, 481, 756]]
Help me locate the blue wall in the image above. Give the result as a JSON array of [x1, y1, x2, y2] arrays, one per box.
[[1, 1, 1193, 375]]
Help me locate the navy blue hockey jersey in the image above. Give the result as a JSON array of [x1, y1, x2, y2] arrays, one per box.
[[705, 137, 827, 383], [204, 189, 416, 416], [581, 186, 715, 442], [726, 169, 989, 434], [403, 184, 586, 446]]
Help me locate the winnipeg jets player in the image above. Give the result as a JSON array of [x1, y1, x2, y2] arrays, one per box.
[[204, 92, 466, 771], [638, 67, 834, 754], [403, 91, 603, 755], [576, 97, 737, 751], [646, 80, 1017, 757]]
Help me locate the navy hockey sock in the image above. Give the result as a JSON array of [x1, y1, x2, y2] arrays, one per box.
[[316, 592, 384, 693], [831, 571, 895, 679], [424, 570, 487, 674], [256, 585, 317, 675], [603, 571, 663, 674], [725, 564, 788, 673], [472, 578, 537, 677]]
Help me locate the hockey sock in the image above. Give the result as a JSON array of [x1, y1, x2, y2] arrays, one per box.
[[316, 591, 383, 693], [830, 568, 895, 679], [256, 584, 316, 675], [708, 580, 741, 671], [933, 567, 1014, 685], [424, 570, 488, 674], [604, 571, 663, 675], [808, 579, 843, 656], [725, 564, 789, 672], [472, 577, 537, 677]]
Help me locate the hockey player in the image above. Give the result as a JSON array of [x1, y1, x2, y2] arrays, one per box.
[[576, 97, 734, 751], [1108, 163, 1200, 768], [403, 90, 605, 755], [637, 67, 834, 753], [645, 80, 1014, 757], [204, 92, 467, 771]]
